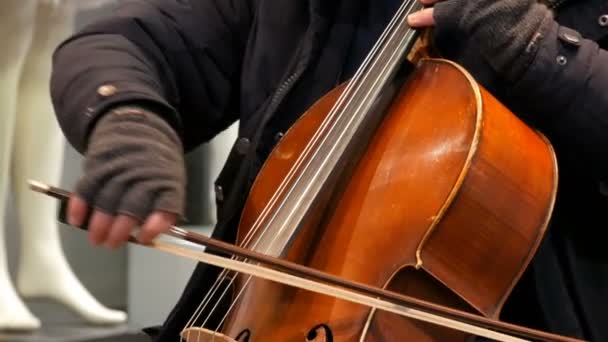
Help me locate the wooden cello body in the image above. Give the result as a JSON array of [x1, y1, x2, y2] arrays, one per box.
[[182, 58, 558, 341]]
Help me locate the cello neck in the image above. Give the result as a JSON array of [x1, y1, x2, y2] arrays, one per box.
[[243, 0, 424, 258]]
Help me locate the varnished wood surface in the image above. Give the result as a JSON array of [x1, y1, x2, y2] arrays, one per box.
[[421, 79, 557, 319], [198, 59, 557, 341]]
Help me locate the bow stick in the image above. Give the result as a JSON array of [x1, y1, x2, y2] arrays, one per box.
[[29, 180, 583, 342]]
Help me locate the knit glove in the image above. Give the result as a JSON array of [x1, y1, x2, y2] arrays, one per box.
[[431, 0, 554, 82], [75, 106, 186, 222]]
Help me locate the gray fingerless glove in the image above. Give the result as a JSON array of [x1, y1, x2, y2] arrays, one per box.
[[433, 0, 554, 82], [76, 106, 186, 221]]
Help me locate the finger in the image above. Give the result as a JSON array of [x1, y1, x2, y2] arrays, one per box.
[[67, 195, 89, 227], [88, 210, 114, 246], [407, 8, 435, 28], [104, 214, 139, 249], [137, 211, 177, 244], [420, 0, 440, 4]]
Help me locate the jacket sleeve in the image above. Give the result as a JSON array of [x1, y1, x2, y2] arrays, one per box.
[[50, 0, 253, 153], [507, 21, 608, 182]]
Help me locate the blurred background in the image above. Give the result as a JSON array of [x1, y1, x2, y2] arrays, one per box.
[[1, 1, 238, 341]]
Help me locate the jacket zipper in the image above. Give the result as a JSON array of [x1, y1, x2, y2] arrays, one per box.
[[265, 72, 301, 119], [257, 0, 321, 127], [214, 69, 305, 226]]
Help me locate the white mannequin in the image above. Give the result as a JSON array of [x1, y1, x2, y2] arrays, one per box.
[[0, 0, 126, 330]]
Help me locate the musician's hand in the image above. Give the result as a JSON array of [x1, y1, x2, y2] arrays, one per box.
[[406, 0, 437, 28], [67, 106, 186, 249], [407, 0, 552, 82]]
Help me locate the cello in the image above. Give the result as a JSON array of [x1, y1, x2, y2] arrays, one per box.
[[32, 0, 583, 341]]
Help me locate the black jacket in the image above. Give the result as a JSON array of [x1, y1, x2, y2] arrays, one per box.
[[50, 0, 608, 340]]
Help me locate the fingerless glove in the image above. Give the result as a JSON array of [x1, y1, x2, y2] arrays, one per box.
[[75, 106, 186, 221], [433, 0, 554, 82]]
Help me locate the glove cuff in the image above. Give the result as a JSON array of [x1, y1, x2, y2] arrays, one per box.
[[90, 105, 184, 152]]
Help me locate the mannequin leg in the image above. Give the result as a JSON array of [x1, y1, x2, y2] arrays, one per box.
[[12, 2, 126, 325], [0, 0, 41, 330]]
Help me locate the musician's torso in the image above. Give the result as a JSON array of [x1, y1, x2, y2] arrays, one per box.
[[215, 1, 608, 340]]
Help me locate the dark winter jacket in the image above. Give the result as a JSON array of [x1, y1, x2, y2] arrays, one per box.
[[50, 0, 608, 341]]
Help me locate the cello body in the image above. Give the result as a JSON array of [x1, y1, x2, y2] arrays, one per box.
[[183, 58, 558, 341]]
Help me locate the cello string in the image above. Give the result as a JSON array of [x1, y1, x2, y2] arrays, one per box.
[[184, 0, 419, 333], [203, 0, 421, 337], [185, 1, 421, 338], [195, 2, 418, 340], [197, 0, 420, 336], [220, 0, 421, 284]]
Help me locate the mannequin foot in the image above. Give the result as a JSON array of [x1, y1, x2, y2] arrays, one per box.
[[0, 280, 40, 331], [16, 254, 126, 325]]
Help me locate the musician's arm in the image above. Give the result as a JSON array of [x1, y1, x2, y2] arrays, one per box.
[[50, 0, 253, 154], [49, 0, 253, 244]]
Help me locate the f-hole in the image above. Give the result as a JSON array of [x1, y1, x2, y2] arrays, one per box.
[[306, 324, 333, 342], [236, 329, 250, 342]]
